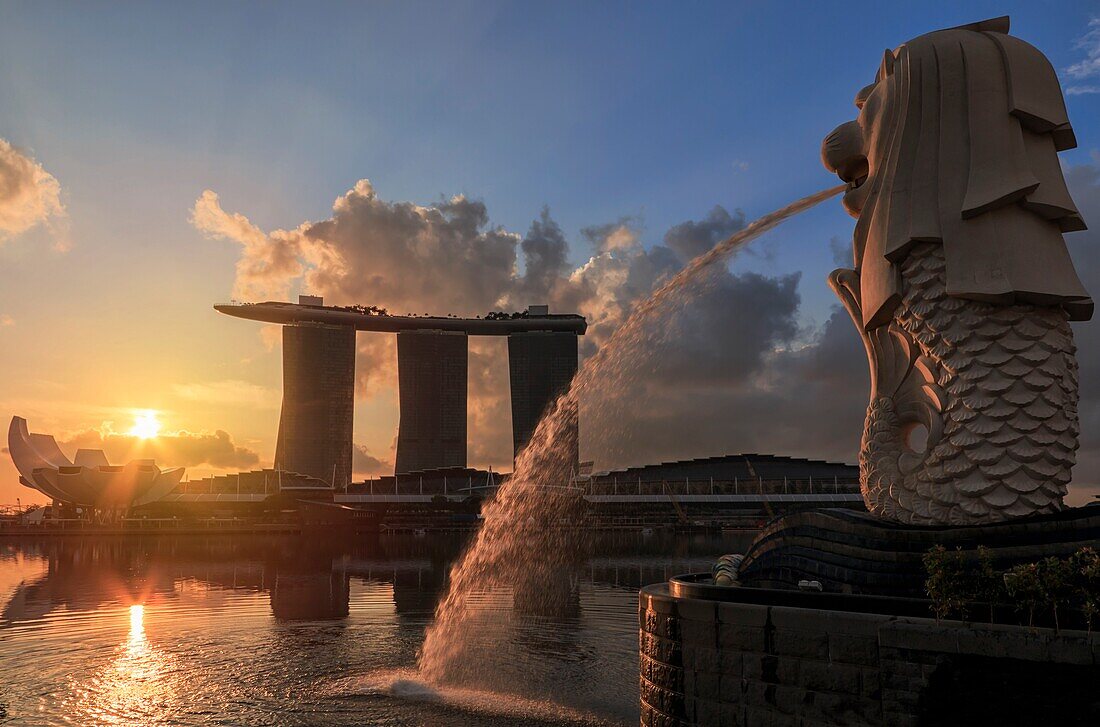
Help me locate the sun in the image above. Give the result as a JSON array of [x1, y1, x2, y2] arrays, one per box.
[[127, 410, 162, 439]]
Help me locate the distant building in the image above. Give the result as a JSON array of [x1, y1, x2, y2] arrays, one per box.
[[7, 413, 861, 531], [588, 453, 859, 488], [8, 416, 338, 516], [508, 330, 578, 466], [216, 297, 586, 477], [395, 330, 468, 473], [275, 321, 356, 486], [7, 416, 184, 508]]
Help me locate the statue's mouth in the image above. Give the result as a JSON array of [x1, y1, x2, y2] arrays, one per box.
[[821, 121, 868, 219], [842, 167, 870, 217]]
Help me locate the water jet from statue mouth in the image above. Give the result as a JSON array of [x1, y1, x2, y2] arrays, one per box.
[[415, 182, 846, 692]]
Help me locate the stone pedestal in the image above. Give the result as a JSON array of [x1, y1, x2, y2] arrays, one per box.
[[639, 580, 1100, 727], [736, 506, 1100, 597]]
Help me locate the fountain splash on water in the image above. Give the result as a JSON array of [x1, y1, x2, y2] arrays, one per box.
[[417, 184, 845, 689], [333, 668, 617, 725]]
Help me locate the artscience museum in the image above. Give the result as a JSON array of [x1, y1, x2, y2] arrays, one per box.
[[8, 416, 185, 510]]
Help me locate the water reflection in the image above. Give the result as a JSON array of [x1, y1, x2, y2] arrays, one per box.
[[65, 602, 180, 725], [0, 531, 754, 725], [130, 603, 144, 641]]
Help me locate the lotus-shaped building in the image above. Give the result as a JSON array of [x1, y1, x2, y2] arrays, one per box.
[[8, 416, 185, 508]]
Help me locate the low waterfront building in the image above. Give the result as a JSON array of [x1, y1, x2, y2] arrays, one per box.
[[8, 416, 184, 510]]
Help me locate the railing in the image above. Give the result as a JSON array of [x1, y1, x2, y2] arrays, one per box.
[[109, 474, 863, 500], [341, 476, 861, 498], [1, 517, 297, 532], [581, 477, 861, 497]]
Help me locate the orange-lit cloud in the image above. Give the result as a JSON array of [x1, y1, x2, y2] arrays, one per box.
[[352, 443, 391, 478], [0, 138, 64, 243], [190, 189, 305, 301], [58, 425, 260, 470], [188, 179, 802, 473]]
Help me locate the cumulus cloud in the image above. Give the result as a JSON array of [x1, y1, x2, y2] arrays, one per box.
[[516, 207, 571, 303], [0, 138, 64, 243], [190, 189, 306, 301], [58, 426, 260, 470], [303, 180, 519, 314], [1065, 17, 1100, 94], [193, 179, 855, 474]]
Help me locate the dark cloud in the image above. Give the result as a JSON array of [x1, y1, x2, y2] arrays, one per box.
[[648, 269, 801, 385], [663, 205, 745, 260], [517, 207, 571, 304]]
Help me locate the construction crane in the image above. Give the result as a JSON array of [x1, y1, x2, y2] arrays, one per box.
[[661, 480, 689, 526]]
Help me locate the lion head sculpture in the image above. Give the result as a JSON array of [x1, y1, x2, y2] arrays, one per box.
[[822, 16, 1091, 331], [816, 17, 1093, 525]]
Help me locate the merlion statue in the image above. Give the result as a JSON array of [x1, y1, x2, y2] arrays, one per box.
[[821, 17, 1092, 525]]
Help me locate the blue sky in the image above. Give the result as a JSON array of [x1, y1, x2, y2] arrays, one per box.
[[2, 1, 1100, 503], [3, 2, 1097, 319]]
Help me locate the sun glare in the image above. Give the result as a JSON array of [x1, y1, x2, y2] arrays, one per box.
[[129, 604, 145, 638], [128, 410, 162, 439]]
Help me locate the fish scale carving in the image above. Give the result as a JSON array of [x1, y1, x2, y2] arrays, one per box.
[[837, 243, 1078, 525]]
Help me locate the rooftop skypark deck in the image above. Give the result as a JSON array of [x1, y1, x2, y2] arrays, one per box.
[[214, 300, 588, 336], [215, 296, 584, 479]]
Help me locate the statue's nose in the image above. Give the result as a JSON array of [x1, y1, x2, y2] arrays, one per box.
[[821, 120, 865, 181]]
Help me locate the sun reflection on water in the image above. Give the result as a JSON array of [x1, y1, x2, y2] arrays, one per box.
[[121, 603, 152, 671], [129, 604, 144, 641], [66, 602, 179, 725]]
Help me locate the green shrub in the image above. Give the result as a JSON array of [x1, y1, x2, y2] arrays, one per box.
[[925, 546, 1100, 631], [975, 545, 1006, 623], [923, 545, 972, 621], [1037, 555, 1075, 632], [1069, 547, 1100, 633], [1003, 562, 1044, 628]]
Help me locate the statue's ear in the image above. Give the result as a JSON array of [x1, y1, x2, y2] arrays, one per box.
[[953, 16, 1010, 34], [879, 50, 896, 79]]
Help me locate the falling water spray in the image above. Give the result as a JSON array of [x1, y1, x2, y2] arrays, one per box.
[[417, 184, 845, 687]]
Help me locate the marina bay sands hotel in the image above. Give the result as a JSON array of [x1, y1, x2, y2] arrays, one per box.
[[215, 297, 585, 486]]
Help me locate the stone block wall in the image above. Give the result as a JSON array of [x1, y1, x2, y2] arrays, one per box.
[[639, 584, 1100, 727]]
